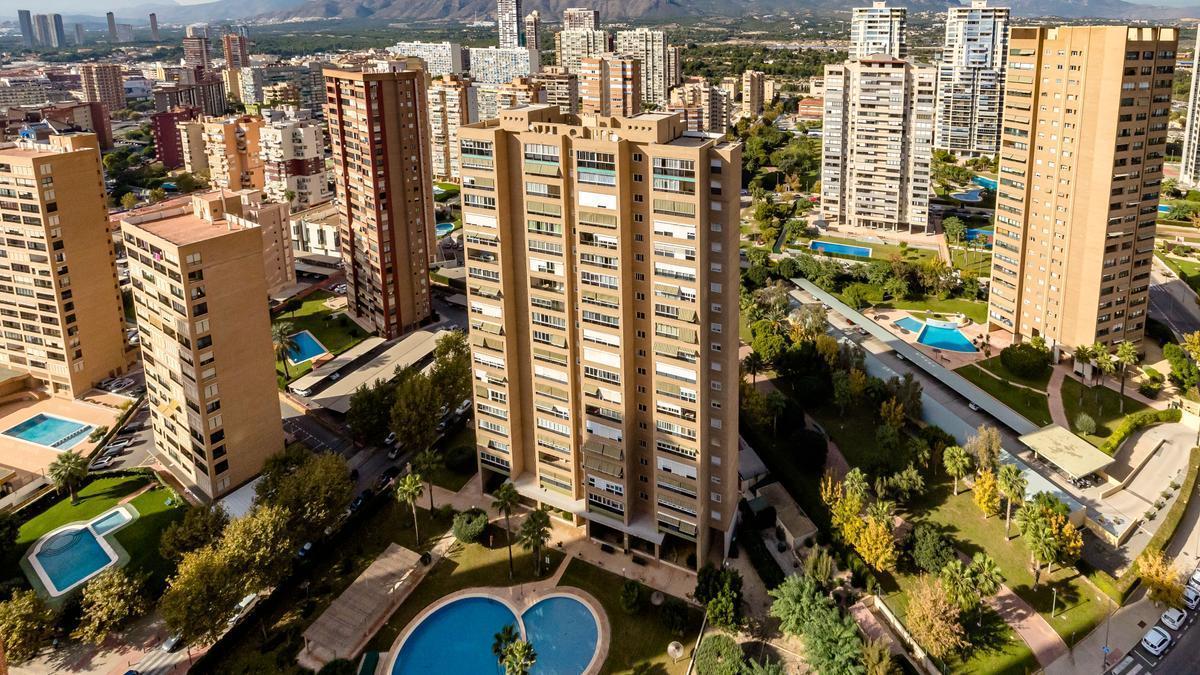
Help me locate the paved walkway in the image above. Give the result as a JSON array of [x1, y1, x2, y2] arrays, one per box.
[[1048, 367, 1071, 428], [987, 583, 1069, 668]]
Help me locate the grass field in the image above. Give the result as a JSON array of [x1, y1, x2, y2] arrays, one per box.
[[957, 365, 1053, 427], [975, 355, 1052, 390], [876, 297, 989, 325], [1060, 377, 1150, 447], [951, 248, 993, 277], [805, 234, 936, 263], [1156, 252, 1200, 295], [274, 290, 367, 383]]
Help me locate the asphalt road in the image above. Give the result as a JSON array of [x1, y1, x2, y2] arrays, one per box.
[[1105, 596, 1200, 675], [1148, 262, 1200, 337]]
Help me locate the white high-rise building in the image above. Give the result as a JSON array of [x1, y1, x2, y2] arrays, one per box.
[[935, 0, 1009, 156], [498, 0, 523, 49], [388, 41, 468, 76], [427, 75, 478, 181], [850, 1, 907, 59], [468, 47, 539, 85], [821, 57, 934, 233], [556, 29, 610, 73], [259, 107, 333, 210], [1182, 25, 1200, 186], [614, 28, 680, 107], [525, 11, 542, 52]]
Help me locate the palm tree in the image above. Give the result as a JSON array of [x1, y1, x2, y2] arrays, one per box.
[[943, 445, 972, 496], [412, 449, 443, 512], [998, 464, 1027, 540], [1115, 341, 1139, 412], [764, 391, 788, 435], [970, 552, 1004, 600], [47, 451, 88, 504], [1073, 344, 1093, 403], [941, 559, 975, 612], [502, 640, 537, 675], [1025, 520, 1056, 585], [492, 624, 519, 671], [491, 482, 520, 580], [518, 508, 552, 576], [271, 322, 300, 380], [396, 473, 425, 544], [1092, 346, 1116, 412], [742, 352, 765, 384]]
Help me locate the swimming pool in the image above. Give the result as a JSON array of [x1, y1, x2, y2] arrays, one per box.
[[973, 175, 998, 190], [950, 188, 984, 202], [894, 317, 977, 352], [287, 330, 328, 365], [1159, 204, 1172, 214], [27, 505, 135, 597], [894, 317, 924, 333], [3, 414, 93, 449], [524, 595, 600, 674], [811, 240, 871, 258], [435, 222, 455, 237]]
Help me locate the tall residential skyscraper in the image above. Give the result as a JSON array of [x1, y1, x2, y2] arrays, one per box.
[[458, 105, 742, 564], [563, 7, 600, 31], [821, 56, 934, 233], [259, 107, 333, 210], [0, 134, 129, 397], [849, 1, 907, 59], [556, 29, 610, 74], [428, 75, 479, 181], [498, 0, 523, 49], [32, 14, 49, 47], [149, 13, 159, 41], [18, 10, 34, 48], [534, 66, 579, 114], [120, 192, 285, 500], [105, 12, 116, 41], [525, 11, 542, 53], [579, 55, 641, 117], [323, 67, 434, 338], [615, 29, 680, 107], [741, 70, 765, 117], [51, 14, 65, 48], [197, 115, 265, 192], [935, 0, 1009, 156], [74, 24, 84, 46], [80, 63, 125, 113], [668, 78, 732, 135], [222, 33, 251, 70], [469, 46, 539, 85], [183, 36, 212, 76], [1181, 25, 1200, 186], [987, 26, 1176, 351], [388, 41, 467, 76]]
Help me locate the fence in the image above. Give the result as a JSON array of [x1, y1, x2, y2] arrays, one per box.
[[865, 594, 942, 675]]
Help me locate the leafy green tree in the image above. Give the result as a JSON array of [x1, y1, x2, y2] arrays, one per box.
[[965, 425, 1002, 475], [346, 380, 396, 444], [220, 504, 293, 593], [911, 523, 955, 574], [451, 508, 488, 543], [491, 482, 520, 580], [1074, 412, 1096, 435], [694, 634, 743, 675], [271, 322, 299, 380], [254, 443, 311, 500], [620, 580, 644, 614], [998, 463, 1027, 539], [73, 568, 147, 645], [862, 638, 898, 675], [265, 451, 353, 542], [0, 589, 53, 663], [159, 504, 229, 562], [970, 552, 1004, 610], [412, 449, 444, 511], [940, 559, 977, 612], [120, 192, 139, 210], [942, 216, 966, 246], [518, 507, 552, 576], [47, 451, 88, 504], [149, 187, 167, 203], [160, 546, 242, 647], [390, 369, 441, 453], [502, 639, 537, 675], [742, 351, 765, 384], [492, 623, 519, 664], [769, 574, 863, 673], [0, 510, 19, 560], [431, 330, 471, 412], [396, 473, 425, 544], [744, 657, 788, 675], [943, 445, 971, 496]]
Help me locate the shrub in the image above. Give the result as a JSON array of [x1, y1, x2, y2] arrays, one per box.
[[87, 426, 109, 442], [1099, 408, 1182, 456], [999, 342, 1050, 379], [620, 580, 645, 615], [695, 634, 744, 675], [910, 522, 955, 574], [660, 597, 688, 635], [1074, 413, 1097, 435], [1139, 381, 1163, 398], [1143, 366, 1165, 384], [451, 508, 488, 543]]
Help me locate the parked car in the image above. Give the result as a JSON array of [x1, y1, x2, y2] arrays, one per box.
[[297, 542, 313, 559], [1142, 626, 1172, 657], [227, 593, 259, 628], [376, 466, 402, 491], [967, 402, 981, 412], [105, 438, 133, 453], [90, 455, 118, 470], [1185, 586, 1200, 610], [454, 399, 472, 417], [387, 445, 401, 460], [1162, 607, 1188, 631], [160, 634, 183, 653], [348, 488, 375, 514], [1189, 568, 1200, 590], [384, 431, 397, 446]]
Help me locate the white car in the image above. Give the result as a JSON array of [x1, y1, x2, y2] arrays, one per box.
[[1162, 607, 1188, 631], [90, 455, 118, 470], [384, 431, 397, 446], [104, 438, 133, 454], [1142, 626, 1172, 657], [1189, 568, 1200, 590], [1185, 586, 1200, 610]]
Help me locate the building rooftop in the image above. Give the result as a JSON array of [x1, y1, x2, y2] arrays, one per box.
[[121, 190, 264, 247]]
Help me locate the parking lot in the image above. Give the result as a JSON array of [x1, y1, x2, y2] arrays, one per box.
[[1106, 570, 1200, 674]]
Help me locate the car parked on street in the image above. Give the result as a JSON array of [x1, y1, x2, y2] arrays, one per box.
[[1142, 626, 1172, 657], [1185, 586, 1200, 610], [1162, 607, 1188, 631]]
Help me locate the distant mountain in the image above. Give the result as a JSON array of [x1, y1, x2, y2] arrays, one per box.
[[63, 0, 308, 25]]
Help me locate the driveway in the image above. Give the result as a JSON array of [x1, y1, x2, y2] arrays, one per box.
[[1149, 260, 1200, 337]]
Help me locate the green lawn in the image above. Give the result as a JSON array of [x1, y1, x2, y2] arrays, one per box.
[[805, 234, 936, 263], [3, 475, 186, 592], [975, 356, 1052, 391], [434, 182, 460, 202], [365, 524, 567, 653], [951, 248, 993, 277], [274, 290, 367, 382], [907, 479, 1110, 648], [875, 297, 989, 325], [1060, 377, 1151, 447], [811, 404, 885, 471], [957, 365, 1053, 427], [557, 559, 703, 675], [1156, 252, 1200, 295]]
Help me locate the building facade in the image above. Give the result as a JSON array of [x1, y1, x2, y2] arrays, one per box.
[[120, 192, 285, 501], [934, 0, 1009, 156], [79, 64, 125, 114], [458, 106, 741, 567], [428, 75, 479, 181], [986, 26, 1176, 351], [556, 29, 610, 74], [563, 7, 600, 31], [469, 47, 539, 85], [849, 1, 907, 59], [259, 107, 332, 210], [222, 33, 252, 70], [151, 106, 199, 168], [498, 0, 523, 49], [323, 67, 435, 338], [741, 70, 765, 118], [1182, 24, 1200, 187], [182, 36, 212, 77], [614, 29, 680, 107], [290, 201, 342, 259], [579, 55, 640, 118], [388, 42, 468, 77], [525, 12, 542, 53], [821, 57, 934, 233], [197, 115, 265, 192], [534, 67, 579, 115]]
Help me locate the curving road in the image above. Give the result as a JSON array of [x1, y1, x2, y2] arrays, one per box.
[[1149, 261, 1200, 338]]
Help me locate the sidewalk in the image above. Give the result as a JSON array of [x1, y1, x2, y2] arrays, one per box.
[[988, 584, 1069, 668], [1044, 591, 1152, 675]]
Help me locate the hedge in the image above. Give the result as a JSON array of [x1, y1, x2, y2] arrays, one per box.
[[1098, 408, 1181, 456], [1084, 446, 1200, 603]]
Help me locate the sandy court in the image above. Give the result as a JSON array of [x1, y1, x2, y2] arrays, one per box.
[[0, 395, 121, 475]]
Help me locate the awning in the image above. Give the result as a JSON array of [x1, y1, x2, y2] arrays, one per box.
[[1018, 425, 1116, 478], [583, 454, 623, 479], [584, 436, 624, 461]]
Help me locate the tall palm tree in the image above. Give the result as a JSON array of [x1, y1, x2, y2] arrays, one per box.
[[502, 640, 537, 675], [1115, 341, 1139, 412], [412, 449, 443, 512], [491, 482, 520, 580], [48, 451, 88, 504], [396, 473, 425, 544], [518, 508, 552, 576], [1025, 520, 1056, 585], [941, 559, 975, 612], [271, 322, 300, 380], [492, 624, 519, 672], [1092, 345, 1115, 412], [998, 464, 1027, 540], [742, 352, 765, 384], [970, 552, 1004, 600], [943, 445, 972, 496], [1073, 344, 1093, 404]]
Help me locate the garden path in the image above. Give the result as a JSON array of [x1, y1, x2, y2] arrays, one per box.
[[1047, 368, 1071, 429]]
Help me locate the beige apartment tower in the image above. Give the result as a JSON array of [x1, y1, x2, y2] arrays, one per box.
[[197, 115, 265, 192], [741, 70, 765, 118], [428, 75, 479, 182], [324, 68, 434, 338], [79, 64, 125, 114], [579, 55, 641, 118], [0, 134, 128, 397], [121, 192, 284, 500], [987, 26, 1175, 351], [459, 106, 741, 567]]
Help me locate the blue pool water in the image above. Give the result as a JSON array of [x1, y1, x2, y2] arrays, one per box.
[[393, 596, 520, 675], [1159, 204, 1172, 214], [811, 240, 871, 258], [919, 324, 978, 352], [950, 188, 984, 202], [895, 317, 924, 333], [91, 509, 131, 536], [33, 527, 113, 594], [973, 175, 998, 190], [525, 596, 599, 675], [287, 330, 328, 364], [435, 222, 454, 237], [3, 414, 92, 449]]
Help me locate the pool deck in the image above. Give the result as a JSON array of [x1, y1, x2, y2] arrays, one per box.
[[22, 503, 138, 599], [0, 395, 121, 477], [864, 307, 1011, 370]]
